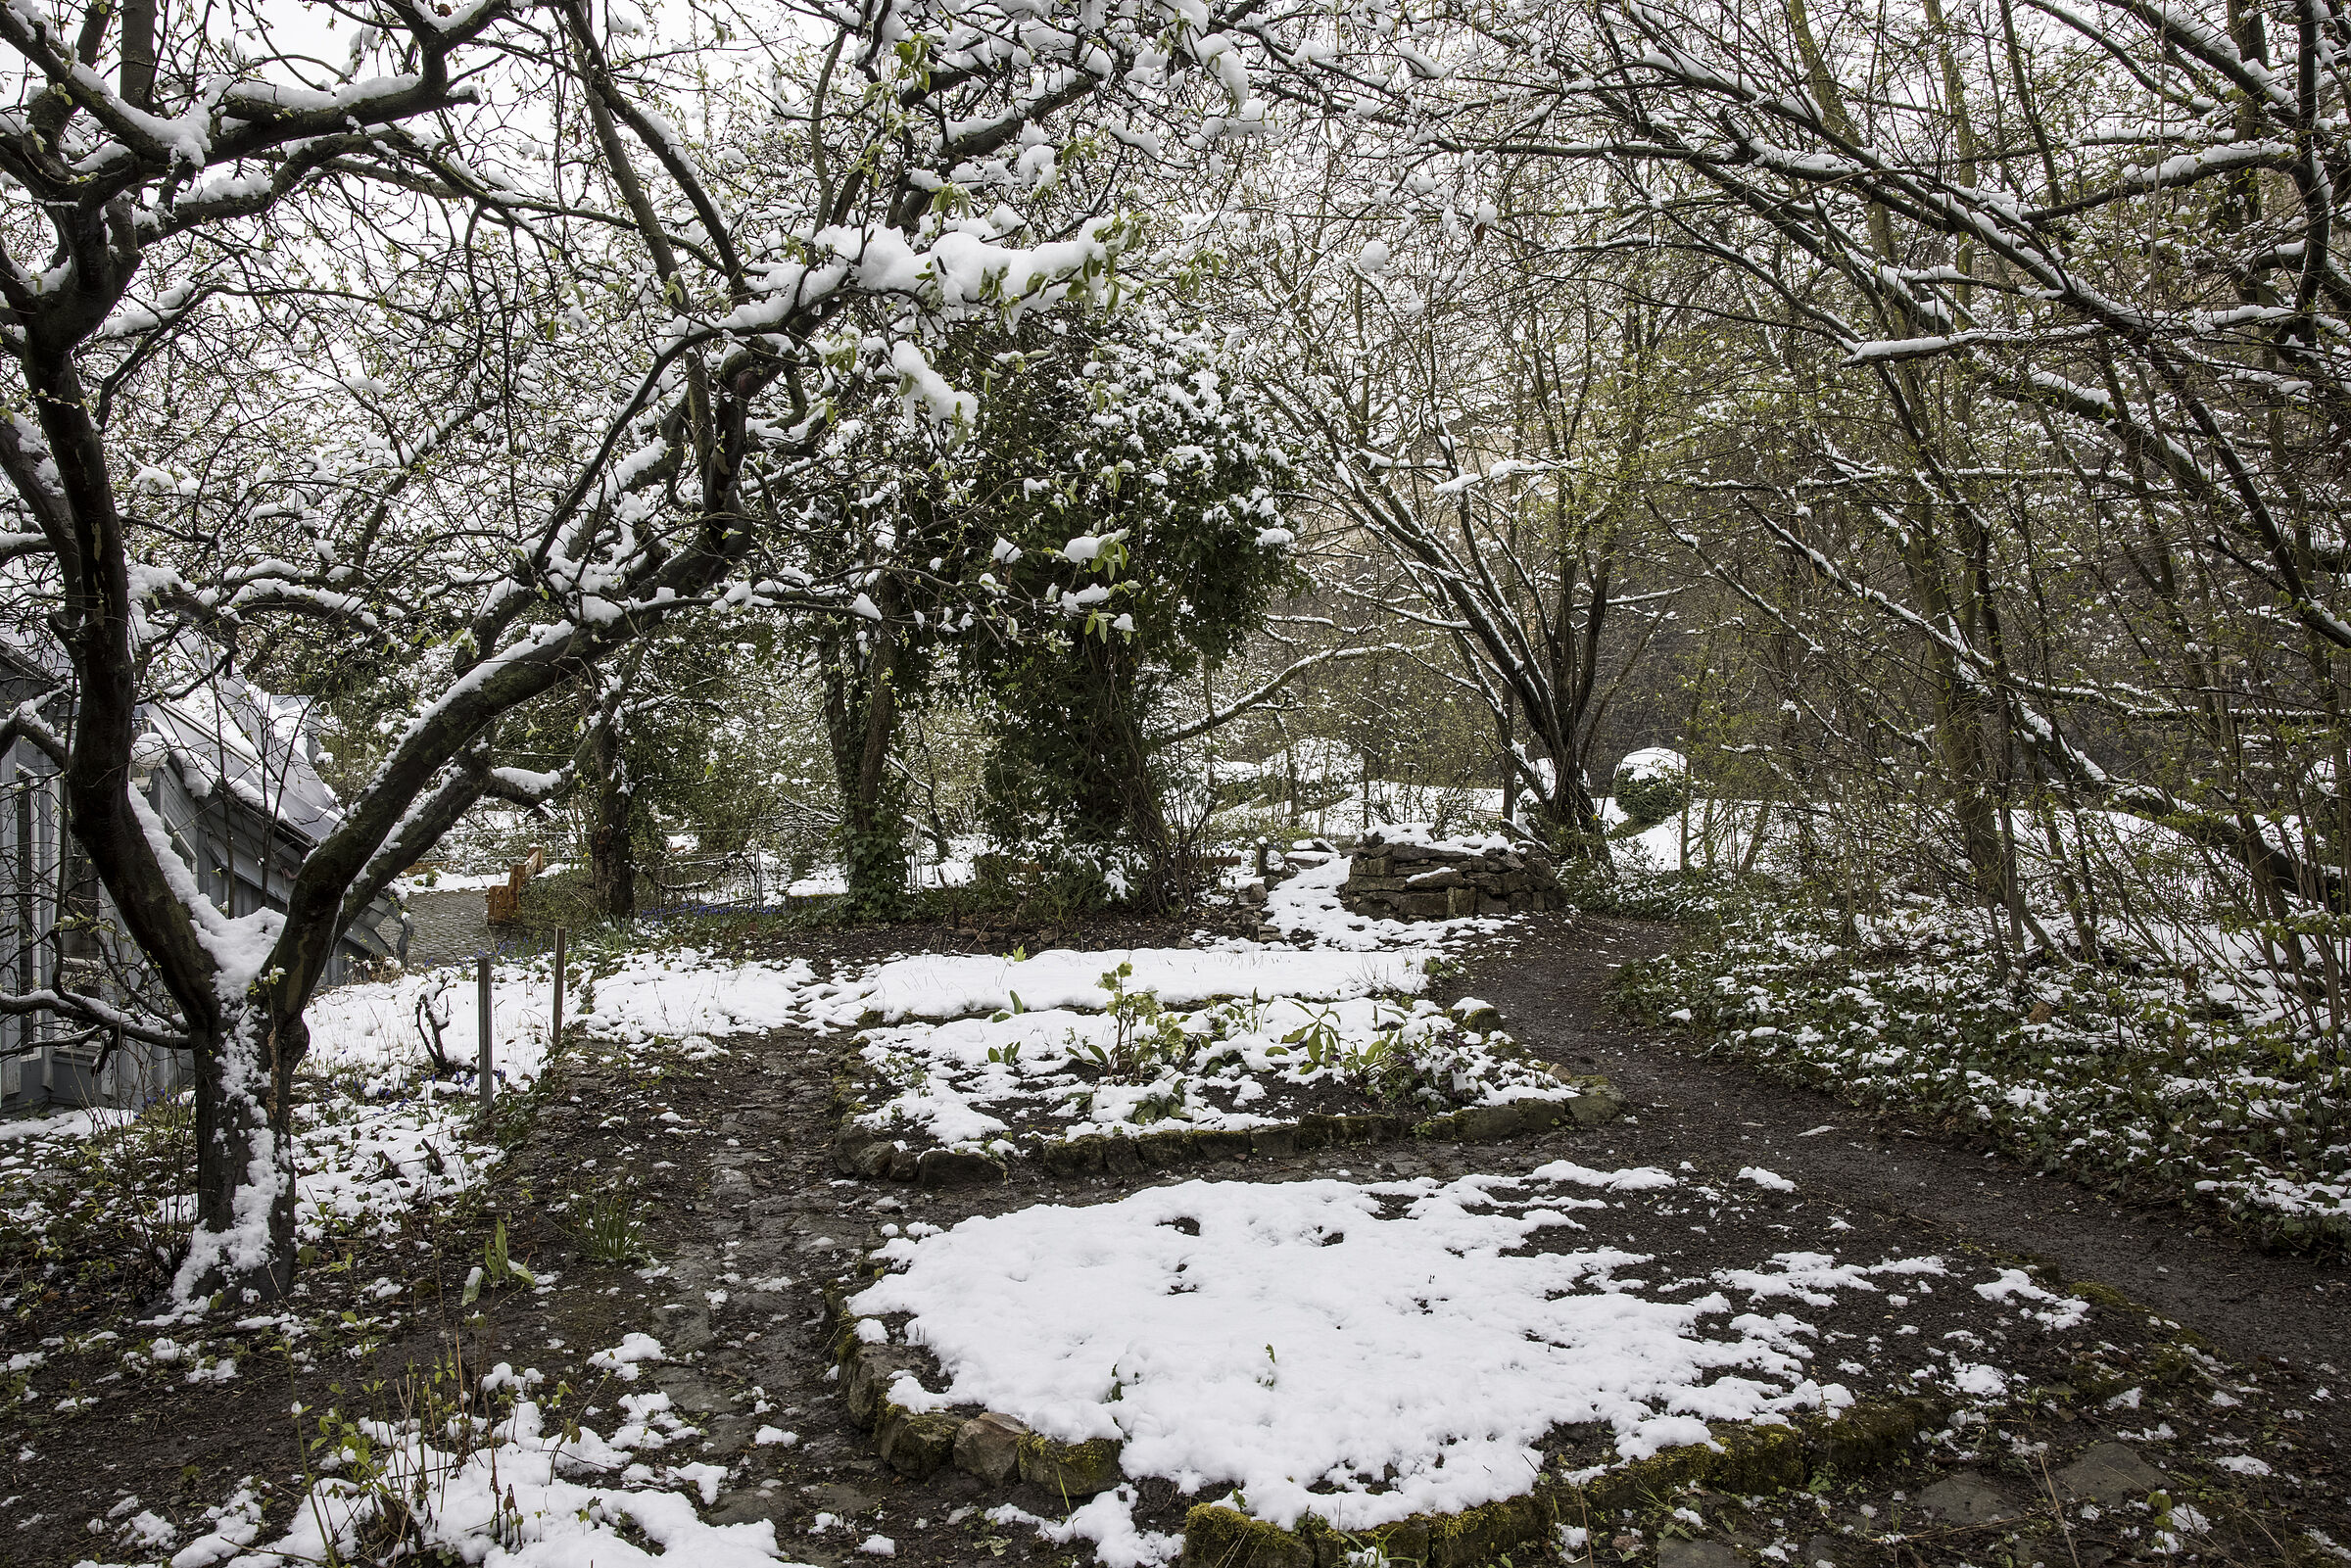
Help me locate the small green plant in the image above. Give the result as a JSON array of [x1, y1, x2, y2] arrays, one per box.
[[1280, 1005, 1344, 1072], [460, 1218, 537, 1304], [570, 1189, 651, 1264], [1128, 1083, 1187, 1124], [1075, 963, 1190, 1079]]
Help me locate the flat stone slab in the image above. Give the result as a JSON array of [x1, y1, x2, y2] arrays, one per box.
[[1659, 1540, 1747, 1568], [1917, 1471, 2014, 1524], [2056, 1440, 2170, 1498]]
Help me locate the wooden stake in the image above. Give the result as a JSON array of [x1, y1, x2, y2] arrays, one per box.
[[477, 953, 494, 1120], [551, 928, 566, 1051]]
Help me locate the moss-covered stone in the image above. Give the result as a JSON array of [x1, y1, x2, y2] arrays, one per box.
[[1250, 1125, 1299, 1158], [2067, 1361, 2133, 1404], [1562, 1075, 1626, 1126], [1195, 1128, 1254, 1162], [1179, 1505, 1315, 1568], [1454, 1002, 1506, 1033], [1813, 1398, 1945, 1475], [834, 1127, 897, 1177], [916, 1147, 1007, 1189], [1581, 1438, 1718, 1515], [1711, 1421, 1807, 1495], [2148, 1343, 2202, 1386], [1449, 1104, 1524, 1143], [2067, 1279, 2135, 1311], [1017, 1434, 1125, 1498], [1043, 1135, 1107, 1175], [841, 1341, 922, 1428], [1517, 1099, 1567, 1132], [954, 1411, 1032, 1484], [1423, 1491, 1552, 1566], [877, 1403, 960, 1478], [1139, 1130, 1198, 1169], [1367, 1517, 1430, 1563]]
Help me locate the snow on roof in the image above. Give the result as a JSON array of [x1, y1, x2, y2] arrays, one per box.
[[143, 681, 347, 847], [2, 626, 347, 847], [0, 619, 69, 682]]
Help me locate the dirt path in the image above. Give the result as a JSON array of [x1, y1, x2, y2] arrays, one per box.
[[1454, 914, 2351, 1376]]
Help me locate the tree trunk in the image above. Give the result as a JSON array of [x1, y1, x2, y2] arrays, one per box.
[[822, 615, 907, 920], [1539, 761, 1609, 866], [588, 716, 637, 919], [175, 1004, 301, 1306]]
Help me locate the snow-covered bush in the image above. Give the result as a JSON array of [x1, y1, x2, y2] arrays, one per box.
[[1611, 748, 1689, 830]]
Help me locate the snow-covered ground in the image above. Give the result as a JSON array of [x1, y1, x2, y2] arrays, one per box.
[[850, 1158, 2103, 1559], [106, 1338, 814, 1568], [0, 1089, 495, 1306], [850, 987, 1571, 1150], [35, 834, 2311, 1568], [302, 941, 1445, 1088], [1257, 852, 1514, 951]]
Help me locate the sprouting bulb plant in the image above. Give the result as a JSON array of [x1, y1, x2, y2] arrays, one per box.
[[461, 1218, 537, 1305], [571, 1189, 650, 1264]]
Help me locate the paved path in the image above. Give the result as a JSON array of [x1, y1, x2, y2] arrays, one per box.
[[403, 888, 489, 968]]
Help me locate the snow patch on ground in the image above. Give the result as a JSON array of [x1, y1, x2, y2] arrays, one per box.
[[852, 988, 1571, 1149], [825, 944, 1436, 1024], [231, 1394, 802, 1567], [852, 1165, 1853, 1532]]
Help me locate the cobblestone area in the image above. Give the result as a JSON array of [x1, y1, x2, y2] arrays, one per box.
[[400, 888, 489, 967]]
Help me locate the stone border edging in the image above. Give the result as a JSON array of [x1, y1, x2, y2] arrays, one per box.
[[829, 1068, 1627, 1187], [1177, 1397, 1954, 1568], [824, 1272, 1954, 1568], [826, 1289, 1128, 1497]]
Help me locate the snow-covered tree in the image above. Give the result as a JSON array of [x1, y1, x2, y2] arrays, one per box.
[[0, 0, 1314, 1302]]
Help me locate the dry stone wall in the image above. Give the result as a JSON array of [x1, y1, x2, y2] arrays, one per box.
[[1339, 832, 1562, 920]]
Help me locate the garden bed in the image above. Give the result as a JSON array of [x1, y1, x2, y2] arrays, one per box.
[[821, 1157, 2241, 1567], [827, 959, 1618, 1182]]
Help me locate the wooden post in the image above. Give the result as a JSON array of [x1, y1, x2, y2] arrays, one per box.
[[551, 928, 566, 1051], [476, 953, 494, 1120]]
